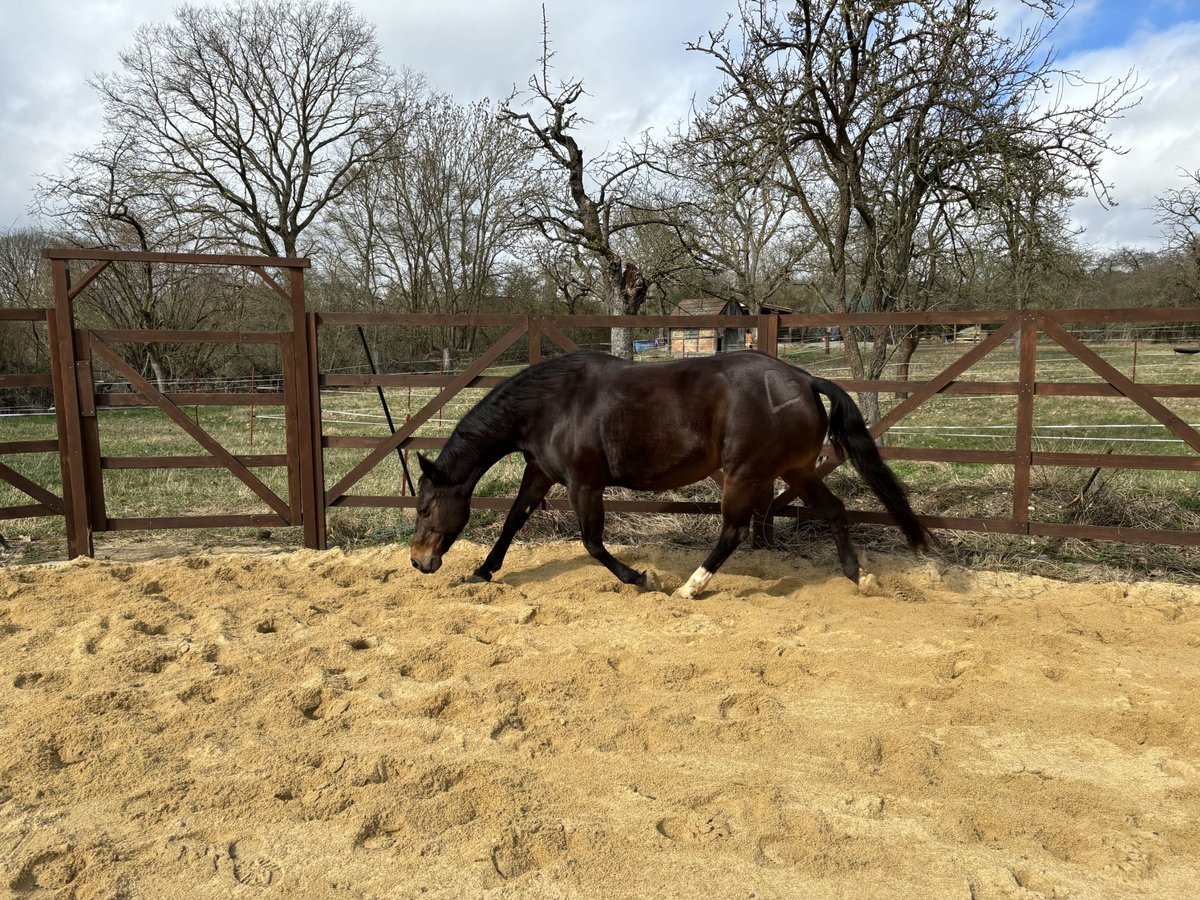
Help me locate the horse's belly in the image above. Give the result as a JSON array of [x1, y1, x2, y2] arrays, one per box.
[[607, 444, 719, 491]]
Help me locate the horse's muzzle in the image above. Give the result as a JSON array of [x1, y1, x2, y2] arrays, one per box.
[[411, 554, 442, 574]]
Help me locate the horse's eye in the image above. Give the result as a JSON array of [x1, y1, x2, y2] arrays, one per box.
[[418, 508, 430, 518]]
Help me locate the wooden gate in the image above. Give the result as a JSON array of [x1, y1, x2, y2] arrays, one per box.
[[39, 249, 324, 557]]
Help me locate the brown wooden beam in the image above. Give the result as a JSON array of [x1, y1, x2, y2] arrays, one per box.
[[44, 248, 309, 267], [0, 440, 59, 454], [97, 392, 286, 408], [101, 454, 288, 470], [89, 328, 285, 344], [0, 461, 65, 513], [105, 514, 289, 530], [67, 261, 111, 300]]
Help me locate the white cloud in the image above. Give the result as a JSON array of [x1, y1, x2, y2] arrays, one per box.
[[1063, 22, 1200, 249]]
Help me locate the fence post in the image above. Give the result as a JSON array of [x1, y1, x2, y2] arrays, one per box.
[[528, 315, 542, 365], [48, 259, 93, 557], [288, 267, 325, 550], [1012, 312, 1038, 534], [757, 312, 779, 358]]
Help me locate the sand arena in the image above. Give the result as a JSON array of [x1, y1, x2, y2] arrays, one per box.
[[2, 540, 1198, 898]]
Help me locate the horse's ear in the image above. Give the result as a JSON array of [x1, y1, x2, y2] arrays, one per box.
[[416, 452, 443, 484]]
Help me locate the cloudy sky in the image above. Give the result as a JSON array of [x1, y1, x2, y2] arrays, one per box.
[[1, 0, 1197, 252]]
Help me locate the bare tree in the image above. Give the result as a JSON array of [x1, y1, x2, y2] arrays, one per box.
[[1155, 168, 1200, 307], [323, 93, 534, 362], [501, 24, 684, 358], [673, 111, 814, 311], [693, 0, 1138, 420], [0, 228, 54, 391], [89, 0, 414, 257]]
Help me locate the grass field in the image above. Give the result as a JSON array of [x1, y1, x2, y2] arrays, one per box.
[[3, 337, 1199, 578]]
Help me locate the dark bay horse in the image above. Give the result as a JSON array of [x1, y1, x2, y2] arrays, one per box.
[[410, 350, 928, 598]]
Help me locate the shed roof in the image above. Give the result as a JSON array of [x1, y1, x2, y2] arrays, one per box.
[[673, 297, 793, 316]]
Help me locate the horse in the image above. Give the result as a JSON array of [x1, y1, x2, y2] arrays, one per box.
[[409, 349, 928, 598]]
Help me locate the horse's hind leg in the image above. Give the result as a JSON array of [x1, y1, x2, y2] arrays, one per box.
[[785, 471, 864, 585], [677, 476, 767, 599], [471, 462, 555, 582], [569, 483, 651, 587]]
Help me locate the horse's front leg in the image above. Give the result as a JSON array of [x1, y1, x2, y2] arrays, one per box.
[[568, 483, 652, 587], [470, 461, 555, 582]]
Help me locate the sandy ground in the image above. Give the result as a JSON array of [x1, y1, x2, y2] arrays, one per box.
[[1, 539, 1199, 899]]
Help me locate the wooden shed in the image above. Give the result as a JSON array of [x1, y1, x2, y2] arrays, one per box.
[[667, 298, 791, 356]]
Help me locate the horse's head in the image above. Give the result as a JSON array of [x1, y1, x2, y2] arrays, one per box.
[[410, 453, 471, 574]]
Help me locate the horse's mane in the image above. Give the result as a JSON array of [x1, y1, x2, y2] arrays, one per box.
[[435, 352, 605, 478]]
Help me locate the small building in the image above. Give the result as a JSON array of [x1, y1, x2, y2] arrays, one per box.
[[667, 298, 791, 356]]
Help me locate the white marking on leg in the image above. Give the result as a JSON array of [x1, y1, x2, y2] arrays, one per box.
[[677, 566, 713, 600]]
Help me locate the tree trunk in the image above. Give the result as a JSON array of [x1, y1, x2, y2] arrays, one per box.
[[894, 330, 919, 400], [146, 347, 169, 393], [608, 263, 647, 359]]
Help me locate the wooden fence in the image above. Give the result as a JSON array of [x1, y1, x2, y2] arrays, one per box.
[[2, 249, 1199, 557]]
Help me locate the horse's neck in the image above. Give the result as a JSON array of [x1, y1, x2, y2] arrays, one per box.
[[438, 421, 515, 488]]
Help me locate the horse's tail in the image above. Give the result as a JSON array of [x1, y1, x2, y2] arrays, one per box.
[[809, 376, 929, 551]]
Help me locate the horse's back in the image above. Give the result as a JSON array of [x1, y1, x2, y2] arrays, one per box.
[[529, 351, 825, 490]]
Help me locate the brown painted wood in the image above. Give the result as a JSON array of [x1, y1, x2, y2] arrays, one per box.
[[49, 261, 92, 557], [89, 328, 285, 344], [89, 334, 291, 518], [281, 333, 303, 527], [326, 324, 529, 503], [1032, 451, 1200, 471], [304, 308, 327, 548], [1029, 522, 1200, 546], [0, 309, 50, 322], [1012, 315, 1038, 529], [879, 447, 1015, 465], [1035, 383, 1200, 399], [837, 379, 1019, 395], [105, 514, 288, 530], [249, 265, 291, 303], [0, 504, 53, 520], [0, 461, 65, 513], [322, 436, 446, 450], [757, 312, 779, 357], [66, 261, 110, 300], [0, 374, 54, 388], [321, 374, 508, 388], [541, 321, 580, 353], [97, 392, 286, 407], [0, 440, 59, 455], [101, 454, 288, 469], [75, 347, 106, 532], [318, 312, 528, 327], [528, 316, 542, 365], [44, 248, 310, 267]]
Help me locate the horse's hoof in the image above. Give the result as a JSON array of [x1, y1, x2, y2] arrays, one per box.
[[857, 572, 880, 595], [467, 571, 492, 584], [636, 570, 664, 593], [674, 584, 699, 600]]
